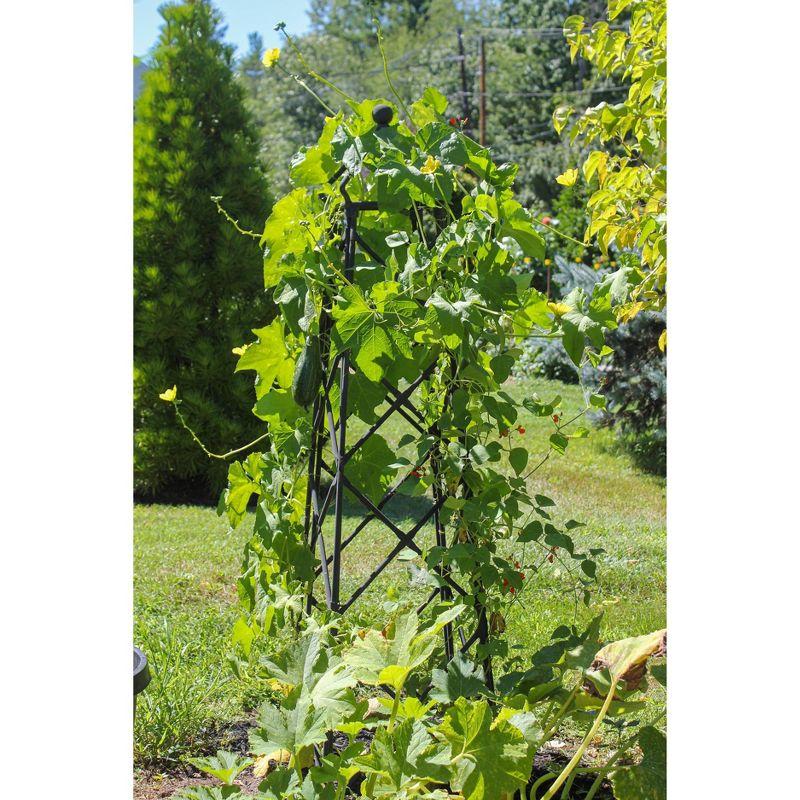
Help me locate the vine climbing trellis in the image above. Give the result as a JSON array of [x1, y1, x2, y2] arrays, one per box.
[[303, 105, 494, 686]]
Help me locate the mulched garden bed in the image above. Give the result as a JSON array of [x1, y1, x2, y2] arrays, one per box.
[[134, 717, 614, 799]]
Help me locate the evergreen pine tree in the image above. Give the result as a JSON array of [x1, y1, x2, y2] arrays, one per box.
[[134, 0, 272, 501]]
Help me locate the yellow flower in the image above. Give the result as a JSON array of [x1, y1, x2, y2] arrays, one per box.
[[523, 257, 531, 264], [420, 155, 441, 175], [262, 48, 280, 69], [574, 258, 582, 264], [556, 168, 578, 187], [159, 385, 177, 402], [232, 344, 249, 356], [548, 301, 571, 318], [544, 259, 552, 266]]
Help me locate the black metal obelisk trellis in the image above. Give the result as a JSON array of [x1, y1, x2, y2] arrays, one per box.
[[302, 104, 494, 689]]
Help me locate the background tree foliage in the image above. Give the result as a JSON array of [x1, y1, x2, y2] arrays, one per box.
[[134, 0, 272, 500]]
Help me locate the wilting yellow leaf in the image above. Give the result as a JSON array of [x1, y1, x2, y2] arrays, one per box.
[[267, 678, 294, 697], [658, 329, 667, 352], [617, 301, 646, 323], [253, 749, 291, 777], [589, 629, 666, 692]]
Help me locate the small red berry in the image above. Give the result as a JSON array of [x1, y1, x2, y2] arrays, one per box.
[[500, 428, 509, 437], [514, 561, 520, 568], [547, 554, 554, 563], [542, 216, 552, 225], [552, 415, 559, 424], [517, 426, 526, 434], [449, 117, 457, 126], [519, 572, 525, 580], [510, 587, 516, 594]]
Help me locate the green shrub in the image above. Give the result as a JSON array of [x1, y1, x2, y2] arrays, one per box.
[[134, 0, 272, 501], [596, 310, 667, 475]]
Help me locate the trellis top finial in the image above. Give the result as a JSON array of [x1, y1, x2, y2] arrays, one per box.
[[372, 104, 393, 126]]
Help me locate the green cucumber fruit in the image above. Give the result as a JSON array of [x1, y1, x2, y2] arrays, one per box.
[[292, 336, 322, 408]]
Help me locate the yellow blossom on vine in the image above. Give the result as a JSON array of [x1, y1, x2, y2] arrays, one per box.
[[548, 302, 571, 317], [420, 155, 441, 175], [159, 385, 177, 402], [544, 259, 552, 266], [262, 48, 281, 69], [556, 167, 578, 186]]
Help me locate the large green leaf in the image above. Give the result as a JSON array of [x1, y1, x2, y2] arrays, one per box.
[[345, 434, 398, 503], [435, 698, 530, 800], [344, 608, 463, 691], [249, 691, 328, 757], [331, 285, 414, 382], [261, 631, 356, 726], [175, 787, 242, 800], [260, 189, 321, 288], [355, 718, 449, 792], [235, 319, 293, 398], [498, 200, 545, 260], [610, 726, 666, 800], [261, 630, 325, 689], [186, 751, 252, 786], [430, 652, 487, 703]]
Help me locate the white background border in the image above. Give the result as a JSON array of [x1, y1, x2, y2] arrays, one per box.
[[2, 1, 799, 797]]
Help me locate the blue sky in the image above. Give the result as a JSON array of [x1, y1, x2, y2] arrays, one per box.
[[134, 0, 312, 59]]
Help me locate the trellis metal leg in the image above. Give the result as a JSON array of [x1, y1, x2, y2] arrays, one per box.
[[330, 204, 357, 612], [430, 429, 454, 663], [331, 353, 349, 612]]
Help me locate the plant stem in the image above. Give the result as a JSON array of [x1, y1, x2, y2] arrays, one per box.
[[540, 680, 618, 800], [540, 681, 579, 743], [211, 196, 263, 239], [532, 219, 588, 249], [374, 20, 415, 129], [279, 28, 358, 111], [173, 404, 269, 460]]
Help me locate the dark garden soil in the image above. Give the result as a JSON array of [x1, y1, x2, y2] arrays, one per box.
[[134, 718, 614, 799]]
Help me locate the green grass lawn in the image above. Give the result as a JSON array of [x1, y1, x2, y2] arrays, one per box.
[[134, 376, 665, 768]]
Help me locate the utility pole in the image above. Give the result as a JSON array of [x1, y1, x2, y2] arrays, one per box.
[[456, 28, 471, 132], [478, 35, 487, 146]]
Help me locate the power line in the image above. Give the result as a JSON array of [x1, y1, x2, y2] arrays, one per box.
[[456, 85, 629, 99]]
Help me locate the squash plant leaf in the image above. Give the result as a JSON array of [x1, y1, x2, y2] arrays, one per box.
[[261, 631, 357, 726], [430, 652, 488, 703], [435, 698, 530, 800], [250, 689, 329, 757], [186, 751, 252, 786], [588, 629, 666, 689], [355, 717, 450, 791], [609, 726, 666, 800], [344, 608, 462, 691], [175, 787, 243, 800]]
